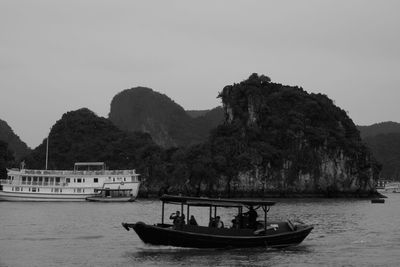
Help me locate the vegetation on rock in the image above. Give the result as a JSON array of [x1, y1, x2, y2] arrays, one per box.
[[109, 87, 223, 148], [0, 118, 31, 161], [2, 74, 382, 197]]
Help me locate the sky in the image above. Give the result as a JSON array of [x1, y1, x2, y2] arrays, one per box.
[[1, 0, 399, 148]]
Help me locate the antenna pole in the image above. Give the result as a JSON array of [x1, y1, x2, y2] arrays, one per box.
[[45, 134, 49, 170]]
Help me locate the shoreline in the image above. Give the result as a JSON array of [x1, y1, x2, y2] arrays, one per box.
[[138, 190, 385, 199]]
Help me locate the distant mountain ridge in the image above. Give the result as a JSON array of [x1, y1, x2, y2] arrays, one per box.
[[186, 110, 211, 118], [357, 121, 400, 139], [0, 118, 31, 161], [358, 121, 400, 180], [109, 87, 224, 148]]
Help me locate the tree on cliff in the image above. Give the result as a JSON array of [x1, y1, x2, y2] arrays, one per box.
[[23, 108, 166, 192], [0, 140, 15, 179], [200, 73, 381, 196]]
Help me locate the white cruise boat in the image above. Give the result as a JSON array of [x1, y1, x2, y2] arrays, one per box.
[[0, 162, 140, 202]]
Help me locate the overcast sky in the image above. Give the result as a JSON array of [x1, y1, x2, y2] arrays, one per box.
[[1, 0, 399, 148]]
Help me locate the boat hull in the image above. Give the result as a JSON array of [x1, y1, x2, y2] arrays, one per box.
[[85, 196, 135, 202], [0, 191, 95, 202], [123, 222, 313, 248]]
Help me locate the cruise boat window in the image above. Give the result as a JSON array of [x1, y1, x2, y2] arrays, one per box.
[[32, 188, 37, 192], [77, 178, 82, 183], [66, 178, 70, 183], [83, 179, 85, 183], [94, 178, 98, 183], [124, 178, 126, 181], [37, 188, 40, 192]]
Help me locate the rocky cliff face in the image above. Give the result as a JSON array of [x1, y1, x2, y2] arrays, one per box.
[[0, 118, 31, 161], [109, 87, 223, 148], [213, 74, 379, 196]]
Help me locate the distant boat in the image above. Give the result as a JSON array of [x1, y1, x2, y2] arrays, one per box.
[[371, 198, 385, 204], [379, 182, 400, 193], [0, 162, 140, 202], [122, 195, 313, 249], [86, 188, 136, 202]]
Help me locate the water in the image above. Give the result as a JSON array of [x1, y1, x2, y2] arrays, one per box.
[[1, 195, 399, 267]]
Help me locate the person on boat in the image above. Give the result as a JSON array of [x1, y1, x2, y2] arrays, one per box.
[[215, 216, 224, 228], [170, 211, 183, 225], [189, 215, 198, 226], [245, 206, 258, 229], [231, 215, 240, 229], [209, 217, 216, 227]]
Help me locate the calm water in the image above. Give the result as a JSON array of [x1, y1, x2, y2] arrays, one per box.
[[1, 194, 400, 267]]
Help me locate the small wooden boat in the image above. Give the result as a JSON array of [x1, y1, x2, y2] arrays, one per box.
[[371, 198, 385, 204], [122, 195, 313, 248], [86, 188, 135, 202]]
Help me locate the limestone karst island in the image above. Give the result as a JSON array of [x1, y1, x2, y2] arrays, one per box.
[[0, 74, 384, 198]]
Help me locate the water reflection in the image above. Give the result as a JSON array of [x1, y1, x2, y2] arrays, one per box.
[[126, 245, 314, 267]]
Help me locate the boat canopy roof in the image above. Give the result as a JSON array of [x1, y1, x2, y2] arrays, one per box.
[[74, 162, 105, 166], [160, 195, 275, 208]]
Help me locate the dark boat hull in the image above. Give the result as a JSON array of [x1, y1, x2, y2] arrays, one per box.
[[123, 222, 313, 248], [85, 196, 134, 202]]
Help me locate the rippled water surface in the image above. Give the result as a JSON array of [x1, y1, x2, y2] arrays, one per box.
[[1, 194, 400, 267]]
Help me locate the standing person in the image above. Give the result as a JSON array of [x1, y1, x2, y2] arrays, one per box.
[[170, 211, 181, 225], [247, 206, 258, 229]]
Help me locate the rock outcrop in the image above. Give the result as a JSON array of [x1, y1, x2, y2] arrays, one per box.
[[0, 118, 31, 161], [108, 87, 223, 148], [207, 73, 380, 197]]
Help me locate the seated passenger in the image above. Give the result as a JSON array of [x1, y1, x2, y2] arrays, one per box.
[[215, 216, 224, 228], [189, 215, 198, 226], [231, 215, 240, 229], [208, 217, 215, 227]]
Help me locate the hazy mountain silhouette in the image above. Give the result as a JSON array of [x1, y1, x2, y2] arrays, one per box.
[[108, 87, 224, 148], [0, 118, 31, 161], [358, 121, 400, 139], [358, 122, 400, 180]]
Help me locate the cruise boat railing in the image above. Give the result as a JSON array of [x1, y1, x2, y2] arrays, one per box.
[[14, 169, 138, 176], [0, 179, 12, 185], [3, 180, 69, 187]]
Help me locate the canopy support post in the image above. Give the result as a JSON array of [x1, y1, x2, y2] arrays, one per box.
[[264, 205, 267, 234], [181, 203, 184, 226], [161, 201, 165, 225], [209, 206, 212, 226], [187, 205, 190, 225]]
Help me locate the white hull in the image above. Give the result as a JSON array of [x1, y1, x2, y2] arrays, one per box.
[[0, 162, 141, 202], [0, 191, 96, 202]]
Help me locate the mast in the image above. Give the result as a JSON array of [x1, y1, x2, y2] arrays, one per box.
[[45, 134, 49, 170]]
